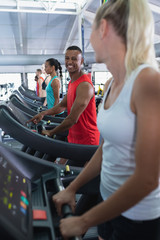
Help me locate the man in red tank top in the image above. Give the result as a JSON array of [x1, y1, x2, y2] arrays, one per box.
[[29, 46, 100, 145], [67, 73, 99, 145], [35, 69, 42, 96]]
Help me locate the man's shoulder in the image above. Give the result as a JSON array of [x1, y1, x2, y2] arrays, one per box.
[[77, 77, 94, 95], [80, 74, 91, 80], [77, 74, 92, 85]]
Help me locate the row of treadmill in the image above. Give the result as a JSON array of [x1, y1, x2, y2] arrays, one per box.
[[0, 85, 100, 240]]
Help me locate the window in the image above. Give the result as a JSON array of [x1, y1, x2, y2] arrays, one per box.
[[0, 73, 21, 101], [27, 73, 37, 91], [94, 71, 112, 93]]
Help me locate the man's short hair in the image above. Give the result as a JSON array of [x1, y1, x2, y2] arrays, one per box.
[[36, 69, 42, 73], [66, 46, 82, 54]]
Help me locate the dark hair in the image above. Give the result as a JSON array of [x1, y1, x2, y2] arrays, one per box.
[[66, 46, 82, 54], [46, 58, 63, 78], [36, 69, 42, 73], [34, 75, 38, 81]]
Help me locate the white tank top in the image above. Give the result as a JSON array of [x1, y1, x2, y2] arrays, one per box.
[[97, 64, 160, 220]]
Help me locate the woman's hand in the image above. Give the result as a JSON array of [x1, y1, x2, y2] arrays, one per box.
[[60, 216, 87, 239], [52, 189, 76, 216]]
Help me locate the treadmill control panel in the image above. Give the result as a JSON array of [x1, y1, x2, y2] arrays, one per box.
[[0, 155, 32, 239]]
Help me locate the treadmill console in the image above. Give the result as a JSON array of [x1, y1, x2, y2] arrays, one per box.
[[0, 142, 82, 240], [0, 154, 32, 240]]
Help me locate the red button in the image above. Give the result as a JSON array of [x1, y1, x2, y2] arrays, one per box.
[[33, 209, 47, 220], [21, 190, 27, 198], [31, 130, 37, 132]]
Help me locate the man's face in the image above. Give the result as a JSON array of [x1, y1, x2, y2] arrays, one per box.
[[65, 50, 83, 74], [45, 61, 54, 75]]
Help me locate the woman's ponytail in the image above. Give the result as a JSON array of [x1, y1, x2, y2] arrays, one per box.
[[57, 60, 63, 79], [125, 0, 158, 76]]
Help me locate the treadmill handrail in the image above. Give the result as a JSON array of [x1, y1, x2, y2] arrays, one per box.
[[10, 95, 65, 123], [0, 108, 98, 162], [18, 85, 44, 103]]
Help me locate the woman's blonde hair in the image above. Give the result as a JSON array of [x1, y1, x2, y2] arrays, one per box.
[[94, 0, 158, 76]]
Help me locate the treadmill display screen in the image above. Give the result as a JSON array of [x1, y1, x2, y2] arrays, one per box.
[[0, 154, 32, 239]]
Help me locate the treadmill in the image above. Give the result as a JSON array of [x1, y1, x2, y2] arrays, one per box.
[[0, 103, 98, 166], [10, 90, 47, 111], [18, 85, 45, 103], [9, 95, 65, 123], [0, 141, 99, 240]]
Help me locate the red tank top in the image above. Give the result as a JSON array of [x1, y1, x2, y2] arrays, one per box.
[[67, 74, 100, 145], [36, 81, 39, 96], [36, 76, 44, 96]]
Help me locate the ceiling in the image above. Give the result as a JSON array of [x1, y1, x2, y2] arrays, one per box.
[[0, 0, 159, 70]]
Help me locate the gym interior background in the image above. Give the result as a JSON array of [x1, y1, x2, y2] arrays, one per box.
[[0, 0, 159, 100]]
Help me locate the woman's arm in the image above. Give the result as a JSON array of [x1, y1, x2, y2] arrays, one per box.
[[51, 78, 60, 106], [42, 81, 94, 136], [67, 140, 103, 192], [43, 98, 47, 106], [53, 140, 103, 215], [38, 78, 43, 97]]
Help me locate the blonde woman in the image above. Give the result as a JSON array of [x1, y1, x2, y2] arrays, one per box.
[[52, 1, 160, 239]]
